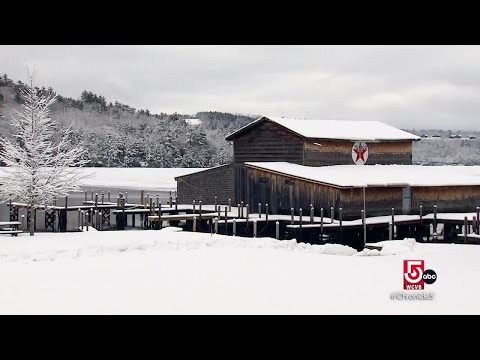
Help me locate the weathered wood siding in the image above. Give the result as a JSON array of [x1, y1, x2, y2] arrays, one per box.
[[245, 167, 415, 219], [304, 140, 413, 166], [233, 121, 304, 164], [245, 167, 341, 216], [339, 187, 404, 219], [412, 186, 480, 213], [176, 164, 234, 205]]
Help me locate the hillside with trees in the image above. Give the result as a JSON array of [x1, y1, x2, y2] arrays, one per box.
[[2, 73, 480, 167], [0, 73, 256, 168]]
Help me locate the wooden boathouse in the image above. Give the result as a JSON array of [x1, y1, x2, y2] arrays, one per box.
[[176, 115, 419, 205], [243, 162, 480, 220]]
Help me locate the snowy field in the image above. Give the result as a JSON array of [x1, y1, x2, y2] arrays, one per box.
[[1, 229, 479, 314], [0, 167, 204, 191]]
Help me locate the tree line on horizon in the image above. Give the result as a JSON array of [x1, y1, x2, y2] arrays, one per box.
[[0, 73, 256, 168]]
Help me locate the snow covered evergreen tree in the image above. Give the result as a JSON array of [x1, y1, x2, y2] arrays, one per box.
[[0, 68, 89, 235]]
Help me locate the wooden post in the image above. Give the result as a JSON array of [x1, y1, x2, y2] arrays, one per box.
[[265, 204, 269, 227], [419, 204, 423, 225], [21, 214, 25, 231], [99, 211, 103, 231], [125, 192, 128, 204], [78, 209, 81, 230], [477, 207, 480, 234], [246, 204, 250, 230], [214, 196, 217, 209], [473, 216, 477, 236], [93, 209, 96, 229], [193, 200, 196, 213], [276, 221, 279, 240], [158, 201, 162, 229], [224, 206, 228, 233], [101, 191, 104, 204], [361, 209, 366, 245], [258, 203, 262, 218], [233, 219, 236, 236], [108, 191, 111, 203], [228, 199, 232, 212], [433, 204, 437, 235], [175, 196, 178, 211], [146, 193, 150, 206], [253, 220, 257, 238], [81, 211, 84, 230], [240, 201, 244, 218], [320, 208, 324, 239], [170, 194, 173, 207], [149, 197, 153, 215], [464, 216, 468, 243], [389, 221, 393, 241], [91, 190, 93, 201], [193, 216, 197, 232], [84, 190, 87, 203], [218, 205, 221, 220], [86, 212, 89, 231], [95, 193, 98, 208], [391, 207, 395, 239], [291, 207, 294, 225], [310, 206, 314, 223], [156, 194, 159, 208], [140, 190, 144, 205], [330, 206, 334, 223], [199, 201, 202, 219], [214, 217, 218, 234], [237, 204, 241, 218], [64, 196, 68, 232], [299, 208, 303, 234], [122, 195, 126, 230], [339, 207, 343, 236]]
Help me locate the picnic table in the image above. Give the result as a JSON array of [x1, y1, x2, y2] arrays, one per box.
[[0, 221, 22, 236]]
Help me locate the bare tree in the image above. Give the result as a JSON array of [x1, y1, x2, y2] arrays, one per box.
[[0, 67, 90, 235]]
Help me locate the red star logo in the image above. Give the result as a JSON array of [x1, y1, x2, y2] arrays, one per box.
[[353, 146, 367, 162]]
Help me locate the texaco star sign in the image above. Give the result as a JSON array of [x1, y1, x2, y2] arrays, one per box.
[[352, 141, 368, 165]]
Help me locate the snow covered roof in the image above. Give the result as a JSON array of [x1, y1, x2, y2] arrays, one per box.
[[225, 116, 419, 141], [245, 162, 480, 188], [174, 164, 231, 179]]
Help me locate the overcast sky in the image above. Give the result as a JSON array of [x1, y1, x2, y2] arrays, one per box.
[[1, 45, 480, 130]]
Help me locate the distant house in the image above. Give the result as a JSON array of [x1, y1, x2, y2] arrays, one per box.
[[184, 118, 202, 126]]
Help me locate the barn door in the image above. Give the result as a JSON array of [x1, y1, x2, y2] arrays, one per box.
[[402, 186, 411, 214], [259, 177, 269, 210]]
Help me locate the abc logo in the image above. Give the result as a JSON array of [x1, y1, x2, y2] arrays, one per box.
[[422, 269, 437, 285]]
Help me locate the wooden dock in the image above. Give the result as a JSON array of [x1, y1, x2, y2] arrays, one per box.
[[5, 192, 480, 250]]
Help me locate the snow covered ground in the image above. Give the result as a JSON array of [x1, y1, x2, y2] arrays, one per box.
[[1, 229, 478, 314]]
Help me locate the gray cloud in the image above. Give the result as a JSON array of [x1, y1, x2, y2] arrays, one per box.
[[1, 45, 480, 130]]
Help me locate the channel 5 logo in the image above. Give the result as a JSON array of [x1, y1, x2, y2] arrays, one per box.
[[403, 260, 437, 290]]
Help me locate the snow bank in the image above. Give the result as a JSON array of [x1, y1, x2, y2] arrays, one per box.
[[0, 230, 361, 263], [2, 231, 480, 314]]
